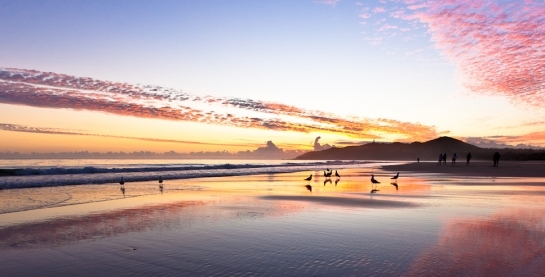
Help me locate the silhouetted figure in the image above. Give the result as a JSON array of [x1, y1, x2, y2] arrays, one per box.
[[391, 182, 398, 190], [437, 153, 443, 166], [304, 174, 312, 181], [466, 152, 472, 165], [159, 176, 164, 190], [119, 176, 125, 187], [305, 184, 312, 192], [335, 170, 340, 178], [442, 153, 447, 165], [451, 153, 457, 166], [417, 158, 420, 163], [391, 172, 399, 180], [493, 152, 501, 167]]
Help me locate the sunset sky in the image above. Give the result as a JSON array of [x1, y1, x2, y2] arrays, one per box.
[[1, 0, 545, 154]]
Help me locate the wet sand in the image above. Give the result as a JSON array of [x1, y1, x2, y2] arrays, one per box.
[[1, 167, 545, 276], [382, 161, 545, 178]]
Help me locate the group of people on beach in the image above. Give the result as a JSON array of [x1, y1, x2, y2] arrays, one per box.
[[436, 152, 472, 166], [435, 151, 501, 167]]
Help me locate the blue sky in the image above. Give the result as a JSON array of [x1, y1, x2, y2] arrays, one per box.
[[1, 0, 544, 153]]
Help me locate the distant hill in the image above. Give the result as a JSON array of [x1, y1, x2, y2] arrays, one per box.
[[294, 136, 545, 161]]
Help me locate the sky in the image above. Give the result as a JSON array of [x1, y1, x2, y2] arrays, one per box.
[[1, 0, 545, 154]]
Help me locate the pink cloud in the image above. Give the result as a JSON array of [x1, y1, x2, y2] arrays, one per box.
[[0, 67, 439, 141], [403, 0, 545, 106], [373, 7, 386, 13]]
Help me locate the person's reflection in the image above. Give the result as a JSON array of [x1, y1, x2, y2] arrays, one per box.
[[120, 186, 125, 197]]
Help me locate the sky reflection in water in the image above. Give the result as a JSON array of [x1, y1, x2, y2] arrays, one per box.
[[0, 169, 544, 276]]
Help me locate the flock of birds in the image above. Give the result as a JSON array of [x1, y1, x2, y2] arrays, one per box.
[[117, 170, 400, 195], [305, 169, 400, 193]]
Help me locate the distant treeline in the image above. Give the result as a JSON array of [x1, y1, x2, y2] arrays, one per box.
[[0, 150, 304, 160]]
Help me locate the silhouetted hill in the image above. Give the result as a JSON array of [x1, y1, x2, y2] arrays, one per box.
[[295, 136, 545, 161]]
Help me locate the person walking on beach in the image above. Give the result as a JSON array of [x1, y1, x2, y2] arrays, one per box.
[[466, 152, 472, 165], [451, 153, 457, 166], [437, 153, 443, 166], [443, 153, 447, 165], [493, 152, 501, 167]]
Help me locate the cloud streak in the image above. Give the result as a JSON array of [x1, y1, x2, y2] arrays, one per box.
[[0, 123, 252, 148], [0, 67, 439, 141]]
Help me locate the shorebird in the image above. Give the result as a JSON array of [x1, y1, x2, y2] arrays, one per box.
[[305, 184, 312, 192], [304, 174, 312, 181], [371, 174, 380, 190], [335, 170, 340, 178], [391, 172, 399, 180]]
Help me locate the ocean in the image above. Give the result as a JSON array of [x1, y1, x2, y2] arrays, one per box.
[[0, 159, 388, 189]]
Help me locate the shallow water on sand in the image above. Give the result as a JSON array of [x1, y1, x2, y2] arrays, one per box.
[[1, 168, 545, 276]]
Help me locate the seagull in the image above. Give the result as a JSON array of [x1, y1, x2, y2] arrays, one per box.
[[371, 174, 380, 190], [335, 170, 340, 178], [304, 174, 312, 181], [391, 172, 399, 180], [305, 184, 312, 192]]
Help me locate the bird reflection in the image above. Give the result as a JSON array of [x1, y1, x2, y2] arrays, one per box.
[[390, 182, 398, 190], [370, 188, 379, 193], [335, 179, 340, 186], [324, 179, 332, 186], [305, 184, 312, 192]]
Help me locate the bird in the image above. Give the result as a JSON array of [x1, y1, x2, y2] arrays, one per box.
[[335, 170, 340, 178], [371, 174, 380, 190], [391, 172, 399, 180], [304, 174, 313, 181], [305, 184, 312, 192]]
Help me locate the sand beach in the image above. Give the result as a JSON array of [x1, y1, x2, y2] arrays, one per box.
[[1, 164, 545, 276]]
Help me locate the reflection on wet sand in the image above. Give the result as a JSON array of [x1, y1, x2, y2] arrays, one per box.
[[0, 200, 207, 249], [407, 208, 545, 276], [261, 195, 419, 208]]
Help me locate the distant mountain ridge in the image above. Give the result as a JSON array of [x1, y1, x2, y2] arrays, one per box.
[[295, 136, 545, 161]]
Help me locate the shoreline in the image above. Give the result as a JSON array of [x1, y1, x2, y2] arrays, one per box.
[[381, 161, 545, 178]]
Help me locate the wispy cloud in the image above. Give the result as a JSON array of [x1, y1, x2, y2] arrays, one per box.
[[0, 123, 252, 148], [314, 0, 341, 7], [398, 0, 545, 106], [0, 67, 439, 141]]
